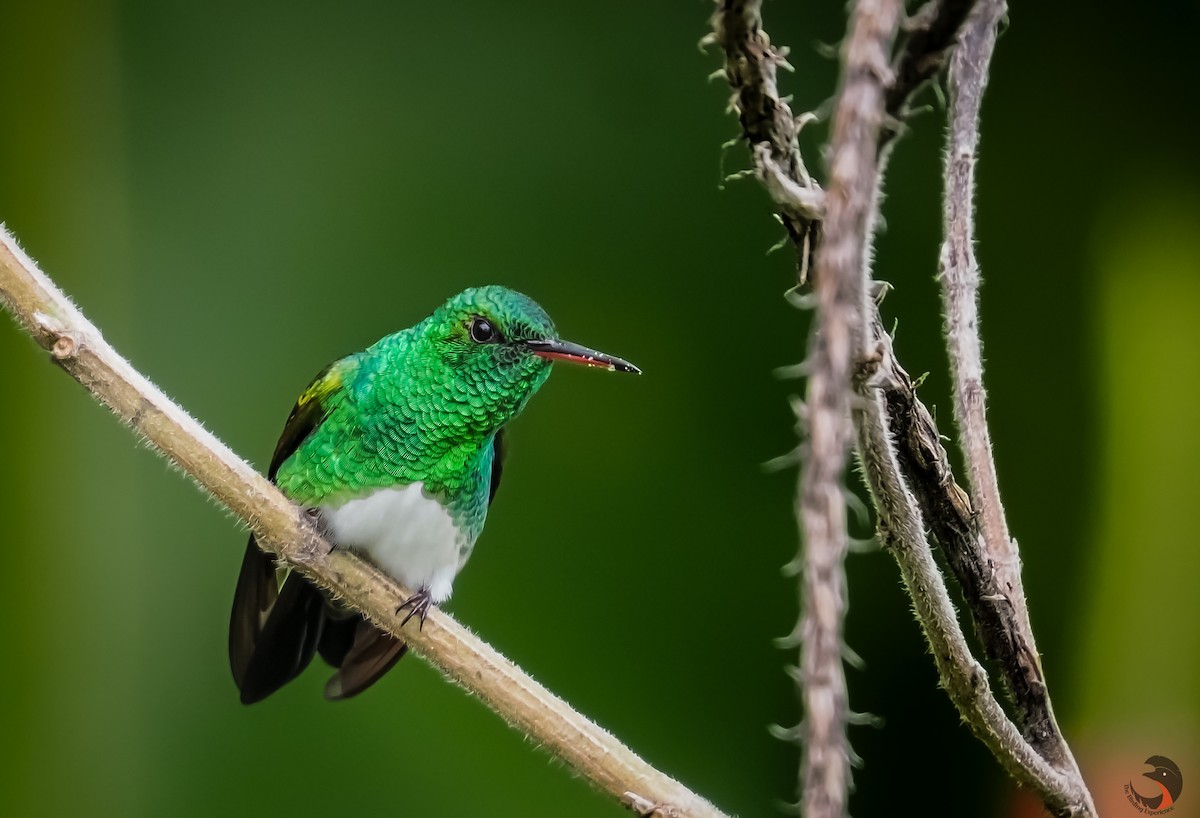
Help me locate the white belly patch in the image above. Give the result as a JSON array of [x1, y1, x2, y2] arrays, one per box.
[[320, 482, 465, 603]]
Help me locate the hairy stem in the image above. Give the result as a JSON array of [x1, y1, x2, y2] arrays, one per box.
[[880, 0, 975, 152], [942, 0, 1014, 669], [712, 0, 1097, 814], [794, 3, 904, 818], [855, 316, 1094, 816], [711, 0, 824, 281], [0, 226, 727, 818], [937, 0, 1094, 810]]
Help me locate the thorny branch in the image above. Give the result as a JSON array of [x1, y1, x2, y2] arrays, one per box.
[[0, 226, 728, 818], [881, 0, 976, 151], [710, 0, 1096, 815], [710, 0, 823, 283], [792, 2, 903, 818]]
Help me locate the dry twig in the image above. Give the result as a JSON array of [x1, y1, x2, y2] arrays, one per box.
[[936, 0, 1093, 808]]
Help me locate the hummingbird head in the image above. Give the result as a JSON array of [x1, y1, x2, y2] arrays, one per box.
[[415, 285, 639, 431]]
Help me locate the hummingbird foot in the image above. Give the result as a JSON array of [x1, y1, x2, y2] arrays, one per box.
[[396, 588, 433, 630], [301, 507, 335, 555]]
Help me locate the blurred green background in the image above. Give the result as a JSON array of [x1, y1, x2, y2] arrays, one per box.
[[2, 2, 1198, 816]]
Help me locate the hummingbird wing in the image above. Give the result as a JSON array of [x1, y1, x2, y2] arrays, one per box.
[[229, 361, 350, 703], [322, 618, 409, 699], [489, 428, 506, 503]]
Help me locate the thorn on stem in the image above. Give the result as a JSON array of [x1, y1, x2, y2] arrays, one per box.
[[775, 623, 803, 650], [794, 111, 820, 133], [847, 710, 884, 728], [766, 234, 790, 256], [774, 360, 809, 380], [768, 721, 803, 743], [842, 643, 867, 670], [784, 286, 817, 310], [870, 279, 894, 303], [762, 447, 800, 473]]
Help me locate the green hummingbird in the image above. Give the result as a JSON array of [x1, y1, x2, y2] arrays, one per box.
[[229, 285, 639, 703]]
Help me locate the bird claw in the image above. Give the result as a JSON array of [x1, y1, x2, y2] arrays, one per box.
[[396, 588, 433, 630]]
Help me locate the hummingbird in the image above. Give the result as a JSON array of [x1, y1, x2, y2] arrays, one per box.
[[229, 285, 639, 703]]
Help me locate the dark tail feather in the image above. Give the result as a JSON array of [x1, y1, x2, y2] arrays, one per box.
[[316, 609, 360, 668], [323, 620, 407, 701], [229, 535, 325, 704], [229, 534, 278, 686]]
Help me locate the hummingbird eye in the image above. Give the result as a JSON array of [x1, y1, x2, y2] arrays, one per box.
[[468, 316, 500, 344]]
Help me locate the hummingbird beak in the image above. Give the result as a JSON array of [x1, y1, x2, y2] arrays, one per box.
[[525, 338, 641, 374]]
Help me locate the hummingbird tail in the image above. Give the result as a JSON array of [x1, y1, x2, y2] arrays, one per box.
[[229, 535, 326, 704], [229, 533, 408, 703], [322, 621, 408, 700]]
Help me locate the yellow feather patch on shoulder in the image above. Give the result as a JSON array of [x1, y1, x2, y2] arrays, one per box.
[[299, 365, 343, 409]]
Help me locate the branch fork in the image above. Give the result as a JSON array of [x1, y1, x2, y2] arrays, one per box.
[[712, 0, 1096, 815]]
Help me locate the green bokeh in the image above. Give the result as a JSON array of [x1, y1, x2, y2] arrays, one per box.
[[1, 2, 1197, 817]]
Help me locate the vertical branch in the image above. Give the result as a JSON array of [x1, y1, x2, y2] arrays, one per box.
[[941, 0, 1014, 639], [710, 1, 824, 282], [937, 3, 1092, 804], [711, 0, 1099, 815], [797, 3, 902, 817]]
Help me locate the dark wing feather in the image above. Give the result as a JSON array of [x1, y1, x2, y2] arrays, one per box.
[[229, 361, 346, 703], [315, 610, 360, 668], [234, 569, 326, 704], [268, 361, 340, 480], [228, 533, 278, 686], [323, 620, 408, 700], [488, 428, 506, 505]]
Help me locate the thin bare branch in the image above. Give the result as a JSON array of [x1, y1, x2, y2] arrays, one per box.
[[937, 1, 1094, 811], [943, 0, 1009, 593], [796, 2, 904, 816], [711, 0, 1098, 814], [0, 225, 729, 818], [852, 321, 1090, 815]]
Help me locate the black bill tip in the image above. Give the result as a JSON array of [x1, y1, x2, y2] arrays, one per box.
[[525, 338, 641, 374]]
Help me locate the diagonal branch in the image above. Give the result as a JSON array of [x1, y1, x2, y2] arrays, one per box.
[[0, 225, 729, 818], [880, 0, 976, 152]]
